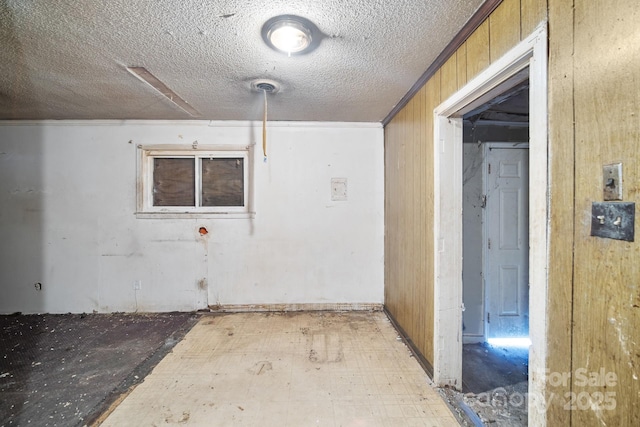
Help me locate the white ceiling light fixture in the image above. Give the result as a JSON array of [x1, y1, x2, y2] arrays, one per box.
[[262, 15, 320, 56], [269, 20, 310, 54]]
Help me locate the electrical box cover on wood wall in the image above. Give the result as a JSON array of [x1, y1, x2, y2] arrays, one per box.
[[590, 202, 635, 242]]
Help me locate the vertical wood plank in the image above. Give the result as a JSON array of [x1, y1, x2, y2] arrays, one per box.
[[571, 0, 640, 425], [417, 84, 427, 354], [411, 96, 418, 335], [440, 54, 458, 102], [389, 112, 399, 322], [489, 0, 522, 62], [401, 105, 410, 329], [521, 0, 547, 37], [466, 20, 490, 81], [545, 0, 574, 424], [396, 106, 406, 328], [405, 96, 416, 332], [456, 43, 468, 90], [385, 115, 400, 320], [384, 121, 394, 313], [423, 71, 440, 362]]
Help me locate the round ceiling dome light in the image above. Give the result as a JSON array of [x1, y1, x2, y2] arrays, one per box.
[[262, 15, 320, 56]]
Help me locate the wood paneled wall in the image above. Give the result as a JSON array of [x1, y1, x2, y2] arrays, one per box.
[[384, 0, 545, 368], [385, 0, 640, 424], [385, 73, 438, 362], [546, 0, 639, 424], [565, 0, 640, 425]]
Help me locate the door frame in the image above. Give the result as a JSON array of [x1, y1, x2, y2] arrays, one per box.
[[482, 142, 530, 342], [432, 24, 548, 424]]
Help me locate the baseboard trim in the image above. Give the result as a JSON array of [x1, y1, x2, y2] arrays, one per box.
[[462, 334, 484, 344], [383, 307, 434, 379], [208, 303, 383, 313]]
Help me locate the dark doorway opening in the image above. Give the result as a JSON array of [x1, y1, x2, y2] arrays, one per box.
[[461, 79, 530, 425]]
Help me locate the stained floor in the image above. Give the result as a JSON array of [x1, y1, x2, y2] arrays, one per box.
[[100, 311, 460, 426], [0, 312, 198, 427]]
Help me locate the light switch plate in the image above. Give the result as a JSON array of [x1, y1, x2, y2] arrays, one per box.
[[603, 163, 623, 201]]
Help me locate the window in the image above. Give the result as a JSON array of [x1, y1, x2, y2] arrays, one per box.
[[137, 145, 252, 218]]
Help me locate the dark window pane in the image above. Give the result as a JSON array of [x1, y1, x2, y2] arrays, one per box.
[[153, 158, 195, 206], [201, 158, 244, 206]]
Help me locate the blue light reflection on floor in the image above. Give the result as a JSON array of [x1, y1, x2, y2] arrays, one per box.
[[487, 337, 531, 347]]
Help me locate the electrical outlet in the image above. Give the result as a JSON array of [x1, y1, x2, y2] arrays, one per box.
[[133, 280, 142, 290]]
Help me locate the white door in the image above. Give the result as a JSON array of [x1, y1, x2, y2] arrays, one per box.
[[484, 146, 529, 339]]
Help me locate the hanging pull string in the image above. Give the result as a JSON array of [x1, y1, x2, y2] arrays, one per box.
[[262, 89, 268, 163]]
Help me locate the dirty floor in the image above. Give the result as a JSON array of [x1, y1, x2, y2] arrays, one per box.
[[100, 311, 461, 426], [462, 342, 528, 394], [0, 312, 198, 426], [459, 342, 529, 426]]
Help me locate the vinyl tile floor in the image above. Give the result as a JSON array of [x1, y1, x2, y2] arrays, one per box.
[[100, 311, 460, 427]]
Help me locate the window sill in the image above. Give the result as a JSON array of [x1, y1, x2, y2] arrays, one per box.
[[135, 211, 255, 219]]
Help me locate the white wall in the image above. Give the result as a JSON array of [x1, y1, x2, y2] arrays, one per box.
[[0, 121, 384, 314]]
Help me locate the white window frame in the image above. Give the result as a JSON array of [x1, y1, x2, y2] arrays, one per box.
[[136, 144, 254, 219]]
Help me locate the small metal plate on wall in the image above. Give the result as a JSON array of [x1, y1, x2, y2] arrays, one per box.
[[591, 202, 635, 242], [603, 163, 623, 201]]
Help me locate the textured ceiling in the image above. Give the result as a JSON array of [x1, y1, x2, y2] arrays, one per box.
[[0, 0, 485, 122]]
